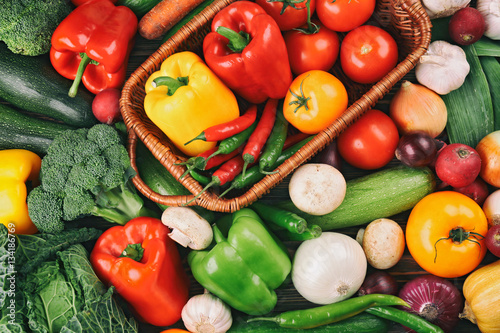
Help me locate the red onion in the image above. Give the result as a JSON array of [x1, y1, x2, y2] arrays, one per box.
[[358, 270, 399, 296], [315, 140, 342, 171], [398, 275, 463, 333], [395, 131, 437, 167]]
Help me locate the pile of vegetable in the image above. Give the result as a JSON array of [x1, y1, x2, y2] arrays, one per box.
[[1, 0, 500, 332]]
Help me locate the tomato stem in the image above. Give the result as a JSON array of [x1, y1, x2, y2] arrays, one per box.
[[288, 75, 310, 113], [433, 227, 485, 263]]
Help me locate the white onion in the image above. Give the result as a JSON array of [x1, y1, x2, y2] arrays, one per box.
[[291, 232, 367, 305], [483, 189, 500, 227]]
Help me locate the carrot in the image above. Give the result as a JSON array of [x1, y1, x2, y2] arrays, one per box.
[[138, 0, 207, 40]]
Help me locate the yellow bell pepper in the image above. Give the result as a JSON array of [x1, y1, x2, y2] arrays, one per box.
[[0, 149, 41, 235], [144, 51, 240, 156]]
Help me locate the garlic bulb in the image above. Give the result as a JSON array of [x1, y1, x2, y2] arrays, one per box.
[[291, 232, 367, 305], [181, 292, 232, 333], [415, 40, 470, 95], [422, 0, 470, 19], [476, 0, 500, 40]]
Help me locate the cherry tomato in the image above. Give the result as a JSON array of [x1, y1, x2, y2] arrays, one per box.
[[283, 70, 348, 134], [406, 191, 488, 278], [337, 109, 399, 170], [255, 0, 316, 31], [284, 20, 340, 75], [316, 0, 375, 32], [340, 25, 398, 84]]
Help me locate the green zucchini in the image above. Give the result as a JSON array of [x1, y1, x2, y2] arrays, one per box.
[[279, 165, 436, 230], [227, 312, 389, 332], [0, 103, 73, 155], [116, 0, 162, 17], [135, 139, 215, 222], [0, 42, 96, 128]]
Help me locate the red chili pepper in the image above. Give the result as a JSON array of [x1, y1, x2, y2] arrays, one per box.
[[186, 155, 245, 204], [184, 105, 258, 146], [179, 146, 241, 179], [241, 99, 278, 177]]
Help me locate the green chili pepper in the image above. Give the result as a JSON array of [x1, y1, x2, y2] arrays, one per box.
[[189, 169, 211, 186], [258, 104, 288, 174], [250, 202, 307, 234], [247, 294, 409, 329], [365, 306, 444, 333], [219, 136, 314, 198], [207, 120, 258, 161], [273, 224, 322, 241]]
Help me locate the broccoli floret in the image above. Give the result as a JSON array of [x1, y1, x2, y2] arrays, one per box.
[[87, 124, 122, 151], [0, 0, 73, 56], [27, 124, 158, 232], [27, 187, 64, 233], [63, 190, 95, 221]]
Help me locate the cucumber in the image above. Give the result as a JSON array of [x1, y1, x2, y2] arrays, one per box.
[[0, 42, 96, 128], [116, 0, 162, 17], [279, 165, 436, 230], [135, 139, 215, 222], [0, 103, 73, 155], [227, 312, 389, 332]]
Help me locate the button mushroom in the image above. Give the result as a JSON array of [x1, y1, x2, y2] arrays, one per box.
[[161, 207, 213, 250]]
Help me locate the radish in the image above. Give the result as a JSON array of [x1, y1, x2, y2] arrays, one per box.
[[449, 7, 486, 45], [452, 177, 489, 206], [434, 143, 482, 188], [485, 225, 500, 257], [92, 88, 122, 124]]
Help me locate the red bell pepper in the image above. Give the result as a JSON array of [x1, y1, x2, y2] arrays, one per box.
[[203, 1, 293, 104], [50, 0, 137, 97], [89, 216, 190, 326]]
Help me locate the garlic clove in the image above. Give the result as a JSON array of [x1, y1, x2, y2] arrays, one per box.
[[181, 293, 233, 333], [422, 0, 470, 19], [415, 40, 470, 95]]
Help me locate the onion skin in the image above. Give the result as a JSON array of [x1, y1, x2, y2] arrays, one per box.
[[389, 81, 447, 138], [395, 131, 437, 167], [475, 130, 500, 187], [315, 140, 342, 171], [483, 189, 500, 227], [358, 271, 399, 296], [398, 275, 463, 333]]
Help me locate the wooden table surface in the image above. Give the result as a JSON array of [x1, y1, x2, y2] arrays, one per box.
[[127, 31, 492, 333]]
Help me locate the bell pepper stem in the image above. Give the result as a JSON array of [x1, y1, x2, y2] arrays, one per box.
[[69, 53, 92, 98], [120, 243, 145, 262], [153, 76, 189, 96], [216, 26, 250, 53]]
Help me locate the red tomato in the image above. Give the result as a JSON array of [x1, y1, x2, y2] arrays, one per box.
[[284, 21, 340, 75], [340, 25, 398, 84], [255, 0, 316, 31], [337, 109, 399, 170], [316, 0, 375, 32]]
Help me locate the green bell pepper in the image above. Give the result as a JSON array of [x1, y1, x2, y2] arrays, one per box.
[[187, 208, 292, 315]]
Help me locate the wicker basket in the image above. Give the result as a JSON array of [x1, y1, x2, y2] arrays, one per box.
[[121, 0, 432, 213]]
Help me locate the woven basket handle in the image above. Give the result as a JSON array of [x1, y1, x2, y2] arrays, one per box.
[[127, 127, 198, 207]]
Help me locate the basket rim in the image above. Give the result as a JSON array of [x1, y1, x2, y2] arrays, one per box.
[[121, 0, 433, 213]]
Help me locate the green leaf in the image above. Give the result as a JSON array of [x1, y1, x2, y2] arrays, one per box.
[[25, 261, 82, 333], [60, 288, 138, 333], [442, 44, 494, 148], [474, 37, 500, 57], [479, 56, 500, 131]]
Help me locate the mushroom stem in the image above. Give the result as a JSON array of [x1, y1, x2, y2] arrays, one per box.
[[168, 228, 193, 248]]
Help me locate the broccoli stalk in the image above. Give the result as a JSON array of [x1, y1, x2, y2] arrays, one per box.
[[92, 182, 156, 225], [27, 124, 160, 233]]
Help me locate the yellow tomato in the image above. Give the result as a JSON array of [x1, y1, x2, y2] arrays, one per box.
[[160, 329, 190, 333], [406, 191, 488, 278], [283, 70, 348, 134]]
